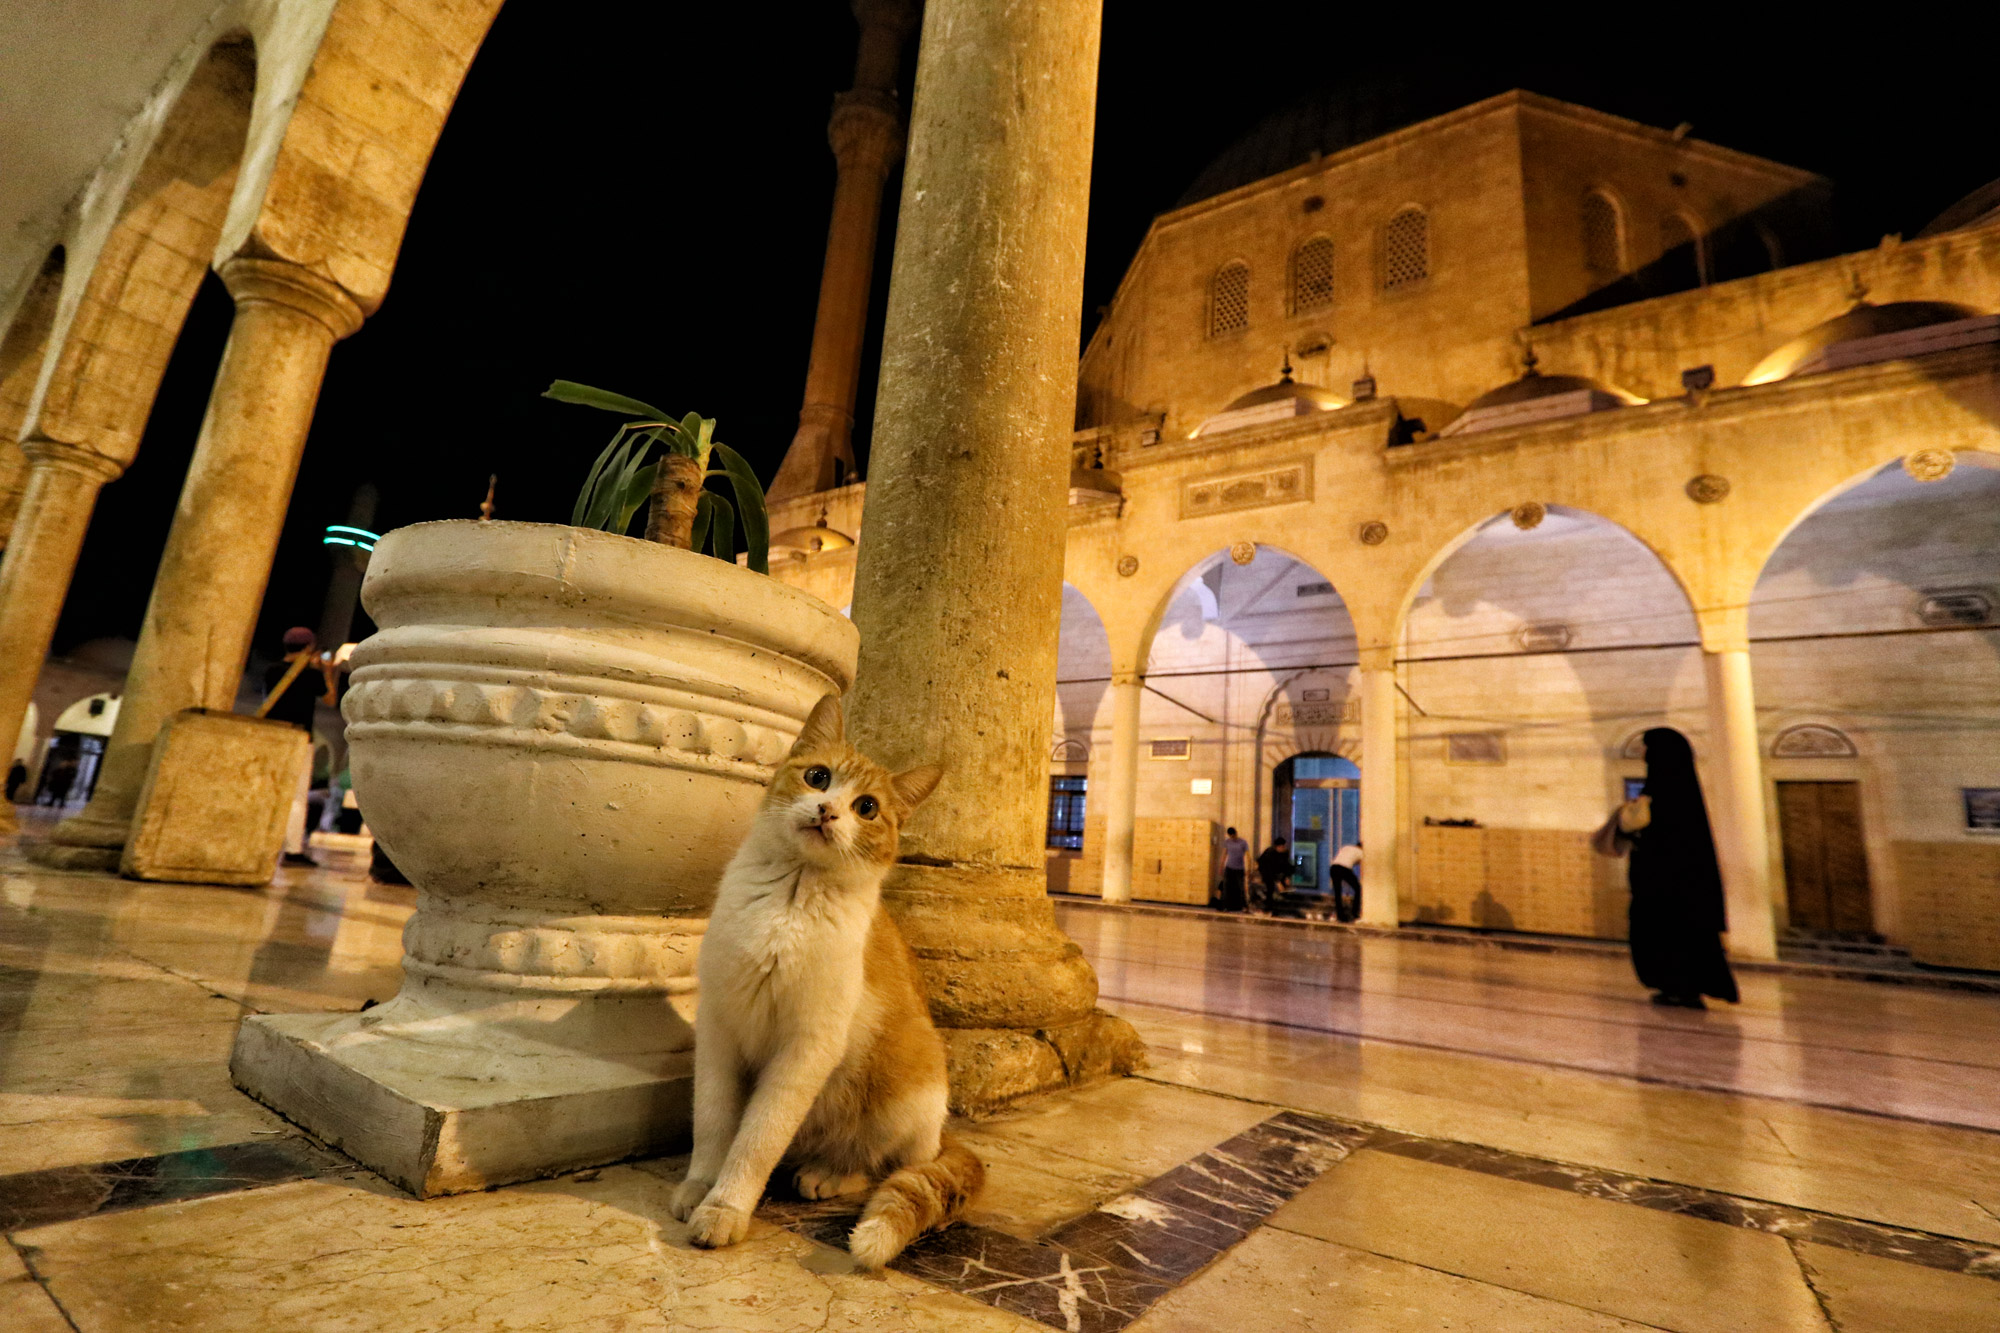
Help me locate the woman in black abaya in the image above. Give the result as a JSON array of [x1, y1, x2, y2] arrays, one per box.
[[1615, 728, 1739, 1009]]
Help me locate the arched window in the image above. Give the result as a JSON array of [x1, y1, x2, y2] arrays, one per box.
[[1582, 189, 1623, 276], [1291, 236, 1335, 314], [1381, 207, 1429, 291], [1659, 212, 1704, 288], [1209, 261, 1250, 337]]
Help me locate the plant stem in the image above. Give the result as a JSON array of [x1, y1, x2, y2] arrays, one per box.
[[647, 453, 703, 548]]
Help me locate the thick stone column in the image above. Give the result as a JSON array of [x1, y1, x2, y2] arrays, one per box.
[[1357, 650, 1402, 927], [1099, 672, 1142, 903], [43, 258, 362, 867], [845, 0, 1137, 1111], [1701, 647, 1780, 960], [0, 440, 124, 833], [767, 0, 916, 503]]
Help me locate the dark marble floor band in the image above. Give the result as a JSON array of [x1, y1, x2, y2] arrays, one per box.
[[0, 1136, 349, 1232], [1361, 1128, 2000, 1283], [770, 1105, 1998, 1331], [765, 1110, 1366, 1333]]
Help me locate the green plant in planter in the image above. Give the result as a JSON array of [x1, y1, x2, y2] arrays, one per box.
[[544, 380, 770, 574]]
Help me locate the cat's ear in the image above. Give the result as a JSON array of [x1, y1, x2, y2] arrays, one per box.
[[890, 764, 942, 812], [792, 693, 845, 754]]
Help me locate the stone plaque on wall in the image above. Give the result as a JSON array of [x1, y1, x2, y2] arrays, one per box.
[[1180, 456, 1314, 519], [1276, 699, 1358, 728]]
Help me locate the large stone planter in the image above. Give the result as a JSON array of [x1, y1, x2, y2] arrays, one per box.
[[230, 521, 856, 1196]]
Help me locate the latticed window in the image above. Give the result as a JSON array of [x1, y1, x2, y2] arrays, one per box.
[[1381, 208, 1429, 291], [1582, 190, 1623, 275], [1209, 261, 1250, 337], [1291, 237, 1335, 313]]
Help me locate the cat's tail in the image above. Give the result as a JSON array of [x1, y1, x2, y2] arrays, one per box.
[[848, 1134, 985, 1269]]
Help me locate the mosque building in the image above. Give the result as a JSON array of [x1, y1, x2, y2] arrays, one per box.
[[763, 89, 2000, 971]]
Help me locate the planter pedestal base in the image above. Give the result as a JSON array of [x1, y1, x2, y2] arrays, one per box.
[[230, 1012, 693, 1198]]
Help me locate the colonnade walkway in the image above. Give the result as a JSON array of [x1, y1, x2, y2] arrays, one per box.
[[1, 837, 1995, 1331]]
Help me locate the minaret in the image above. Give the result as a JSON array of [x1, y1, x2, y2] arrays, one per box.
[[767, 0, 918, 503]]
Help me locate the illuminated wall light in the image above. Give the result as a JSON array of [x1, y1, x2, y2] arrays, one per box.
[[1190, 778, 1213, 795], [323, 524, 379, 552]]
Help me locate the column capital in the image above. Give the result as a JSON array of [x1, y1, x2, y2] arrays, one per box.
[[1357, 645, 1397, 673], [829, 90, 905, 176], [1696, 604, 1749, 655], [219, 257, 365, 340], [19, 435, 123, 483]]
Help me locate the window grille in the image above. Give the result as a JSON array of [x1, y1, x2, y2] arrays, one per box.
[[1209, 262, 1250, 337], [1046, 775, 1087, 850], [1381, 209, 1429, 291], [1291, 237, 1335, 313], [1582, 190, 1622, 275]]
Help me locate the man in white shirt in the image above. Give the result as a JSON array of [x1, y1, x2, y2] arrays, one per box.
[[1332, 842, 1363, 922]]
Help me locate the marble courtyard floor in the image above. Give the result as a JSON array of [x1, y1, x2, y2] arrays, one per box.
[[2, 841, 1996, 1331]]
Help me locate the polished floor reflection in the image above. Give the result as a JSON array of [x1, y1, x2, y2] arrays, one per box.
[[0, 844, 1995, 1332], [1056, 901, 2000, 1131]]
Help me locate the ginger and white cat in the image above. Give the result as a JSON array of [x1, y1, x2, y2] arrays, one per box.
[[668, 693, 984, 1268]]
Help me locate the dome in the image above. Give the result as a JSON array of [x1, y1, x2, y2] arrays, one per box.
[[1437, 360, 1642, 439], [1219, 376, 1347, 415], [1460, 369, 1642, 414], [1742, 300, 1982, 386], [1191, 366, 1347, 437], [769, 506, 854, 556]]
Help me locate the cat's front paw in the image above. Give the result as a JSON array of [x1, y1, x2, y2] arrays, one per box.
[[669, 1177, 713, 1222], [686, 1199, 751, 1249]]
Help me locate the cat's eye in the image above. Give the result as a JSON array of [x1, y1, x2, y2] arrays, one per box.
[[853, 795, 879, 820], [803, 765, 831, 790]]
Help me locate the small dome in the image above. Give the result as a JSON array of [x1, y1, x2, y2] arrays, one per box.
[[1436, 357, 1642, 439], [1219, 376, 1347, 415], [1460, 368, 1642, 414], [1917, 178, 2000, 238], [1192, 364, 1347, 436], [1743, 300, 1982, 385], [770, 507, 854, 556]]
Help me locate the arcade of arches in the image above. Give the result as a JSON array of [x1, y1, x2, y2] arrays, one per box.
[[2, 4, 2000, 1330]]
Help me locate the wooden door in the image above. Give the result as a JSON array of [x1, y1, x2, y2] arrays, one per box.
[[1776, 781, 1875, 935]]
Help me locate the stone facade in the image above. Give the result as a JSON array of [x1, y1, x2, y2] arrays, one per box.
[[768, 94, 2000, 971]]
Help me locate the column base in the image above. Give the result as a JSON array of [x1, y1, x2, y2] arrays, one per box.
[[229, 1011, 693, 1198], [940, 1008, 1147, 1115], [27, 840, 123, 871]]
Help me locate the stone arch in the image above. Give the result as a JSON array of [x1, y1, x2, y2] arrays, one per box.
[[0, 246, 65, 545], [218, 0, 506, 311], [1135, 544, 1361, 851], [1054, 581, 1113, 750], [1745, 449, 2000, 949], [1400, 504, 1707, 933], [1581, 187, 1624, 276], [25, 35, 258, 470], [1392, 502, 1700, 651]]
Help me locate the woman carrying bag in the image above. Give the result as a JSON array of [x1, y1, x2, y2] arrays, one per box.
[[1593, 728, 1739, 1010]]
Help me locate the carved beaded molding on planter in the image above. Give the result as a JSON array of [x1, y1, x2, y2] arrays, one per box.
[[342, 676, 789, 775]]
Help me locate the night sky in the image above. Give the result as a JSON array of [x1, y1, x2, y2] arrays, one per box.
[[47, 9, 1995, 661]]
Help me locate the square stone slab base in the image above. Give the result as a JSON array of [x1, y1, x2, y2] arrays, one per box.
[[231, 1011, 693, 1197]]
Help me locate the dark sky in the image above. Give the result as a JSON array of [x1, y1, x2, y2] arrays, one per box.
[[49, 7, 1996, 659]]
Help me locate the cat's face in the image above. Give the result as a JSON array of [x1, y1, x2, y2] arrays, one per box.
[[761, 695, 940, 871]]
